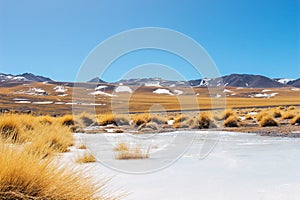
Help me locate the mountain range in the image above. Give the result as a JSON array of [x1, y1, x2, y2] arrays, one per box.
[[0, 72, 299, 88]]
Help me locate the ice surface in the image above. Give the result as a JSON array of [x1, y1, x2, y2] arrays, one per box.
[[73, 131, 300, 200]]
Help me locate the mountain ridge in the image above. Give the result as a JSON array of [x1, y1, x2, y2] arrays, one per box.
[[0, 72, 299, 88]]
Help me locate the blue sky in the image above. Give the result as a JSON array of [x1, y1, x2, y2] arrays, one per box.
[[0, 0, 299, 82]]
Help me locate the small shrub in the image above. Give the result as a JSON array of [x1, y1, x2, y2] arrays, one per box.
[[198, 112, 217, 129], [39, 115, 53, 125], [78, 113, 97, 127], [132, 114, 151, 126], [224, 116, 239, 127], [0, 143, 112, 199], [115, 145, 150, 160], [60, 115, 75, 126], [260, 115, 278, 127], [114, 142, 129, 151], [281, 111, 295, 120], [76, 152, 96, 163], [245, 114, 253, 120], [272, 109, 282, 118], [150, 115, 166, 124], [288, 106, 296, 110], [78, 144, 87, 149], [290, 115, 300, 125], [214, 109, 235, 121], [98, 114, 129, 126], [0, 115, 20, 142], [256, 111, 269, 122]]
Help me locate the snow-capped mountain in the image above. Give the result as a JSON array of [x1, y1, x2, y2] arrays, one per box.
[[190, 74, 288, 88], [0, 73, 52, 83], [287, 78, 300, 88], [273, 78, 294, 85]]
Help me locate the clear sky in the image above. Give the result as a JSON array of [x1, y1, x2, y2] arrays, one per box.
[[0, 0, 299, 82]]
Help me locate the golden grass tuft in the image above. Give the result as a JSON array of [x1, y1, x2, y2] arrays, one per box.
[[287, 106, 296, 110], [245, 114, 253, 120], [98, 113, 130, 126], [0, 115, 20, 142], [197, 112, 217, 129], [38, 115, 54, 125], [290, 115, 300, 125], [281, 111, 296, 120], [78, 143, 87, 149], [224, 115, 239, 127], [131, 114, 151, 126], [115, 143, 150, 160], [24, 125, 74, 158], [77, 112, 97, 127], [59, 114, 75, 126], [260, 115, 279, 127], [272, 109, 282, 118], [114, 142, 129, 151], [0, 143, 113, 199], [214, 109, 235, 121], [76, 152, 96, 163], [255, 111, 269, 122]]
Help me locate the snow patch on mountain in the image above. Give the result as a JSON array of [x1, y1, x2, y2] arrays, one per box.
[[89, 91, 115, 97], [173, 90, 183, 95], [114, 86, 132, 93], [54, 86, 67, 93], [153, 89, 174, 96], [275, 78, 294, 84]]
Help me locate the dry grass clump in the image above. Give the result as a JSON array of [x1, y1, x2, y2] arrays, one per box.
[[149, 114, 166, 124], [98, 113, 130, 126], [76, 152, 96, 163], [131, 114, 151, 126], [272, 109, 282, 118], [38, 115, 54, 125], [255, 111, 269, 122], [0, 115, 21, 142], [114, 143, 150, 160], [78, 143, 87, 149], [138, 122, 158, 131], [172, 114, 189, 128], [77, 112, 97, 127], [114, 142, 129, 151], [24, 125, 74, 158], [260, 115, 279, 127], [197, 112, 217, 129], [0, 143, 112, 199], [281, 111, 296, 120], [224, 115, 240, 127], [290, 115, 300, 125], [59, 114, 75, 126], [245, 114, 253, 120], [214, 109, 235, 121], [287, 106, 296, 110]]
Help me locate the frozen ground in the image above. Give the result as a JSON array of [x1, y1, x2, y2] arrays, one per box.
[[70, 131, 300, 200]]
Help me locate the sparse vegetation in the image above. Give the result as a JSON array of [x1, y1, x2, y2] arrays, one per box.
[[260, 115, 279, 127], [114, 142, 129, 151], [98, 113, 130, 126], [198, 112, 217, 129], [224, 115, 240, 127], [290, 115, 300, 125], [0, 142, 112, 199], [214, 109, 235, 121], [281, 111, 296, 120], [76, 152, 96, 163], [78, 143, 87, 149], [0, 115, 21, 142], [114, 143, 150, 160]]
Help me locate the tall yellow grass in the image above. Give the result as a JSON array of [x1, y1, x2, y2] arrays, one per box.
[[0, 143, 114, 199], [115, 143, 150, 160]]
